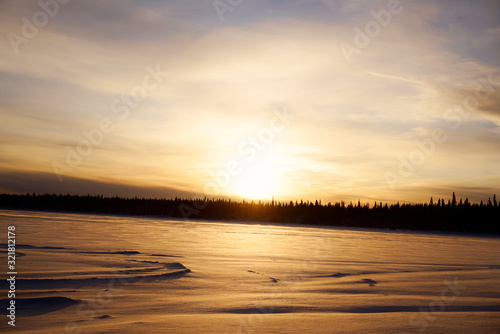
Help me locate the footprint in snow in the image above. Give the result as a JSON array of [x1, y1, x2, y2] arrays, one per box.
[[360, 278, 377, 287]]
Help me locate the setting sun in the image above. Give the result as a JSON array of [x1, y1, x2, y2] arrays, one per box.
[[229, 160, 282, 200]]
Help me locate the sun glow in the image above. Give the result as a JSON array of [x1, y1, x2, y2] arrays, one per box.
[[229, 162, 282, 200]]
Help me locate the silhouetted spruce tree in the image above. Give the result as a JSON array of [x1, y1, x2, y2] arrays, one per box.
[[1, 192, 499, 233]]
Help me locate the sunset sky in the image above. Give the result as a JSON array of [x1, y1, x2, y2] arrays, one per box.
[[1, 0, 499, 204]]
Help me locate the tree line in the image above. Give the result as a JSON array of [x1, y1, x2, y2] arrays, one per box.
[[0, 192, 498, 234]]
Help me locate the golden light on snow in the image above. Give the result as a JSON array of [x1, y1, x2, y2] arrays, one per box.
[[6, 209, 500, 333]]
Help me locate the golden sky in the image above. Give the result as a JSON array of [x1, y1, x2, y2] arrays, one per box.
[[1, 0, 499, 203]]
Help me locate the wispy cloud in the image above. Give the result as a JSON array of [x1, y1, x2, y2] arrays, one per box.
[[1, 0, 499, 203]]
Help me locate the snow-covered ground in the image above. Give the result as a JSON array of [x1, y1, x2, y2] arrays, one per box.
[[1, 209, 499, 333]]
